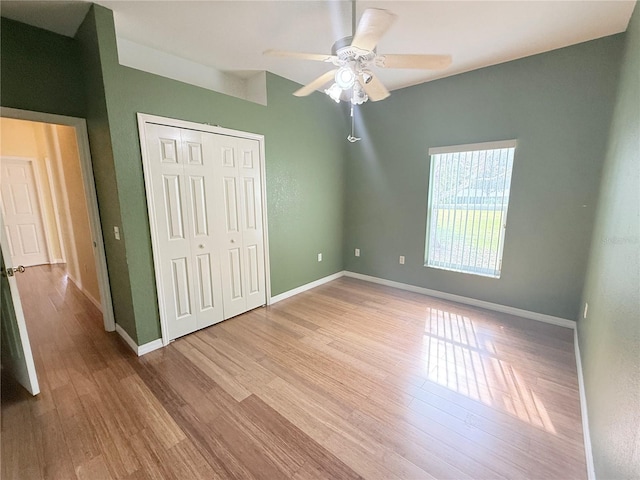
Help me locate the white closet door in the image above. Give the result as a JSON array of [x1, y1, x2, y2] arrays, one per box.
[[142, 117, 267, 342], [236, 138, 266, 311], [214, 136, 266, 319], [144, 124, 223, 340], [182, 129, 224, 330]]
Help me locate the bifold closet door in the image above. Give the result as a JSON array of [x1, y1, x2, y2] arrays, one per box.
[[213, 135, 266, 319], [144, 124, 224, 340]]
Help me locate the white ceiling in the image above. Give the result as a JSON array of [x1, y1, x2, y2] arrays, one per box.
[[1, 1, 636, 92]]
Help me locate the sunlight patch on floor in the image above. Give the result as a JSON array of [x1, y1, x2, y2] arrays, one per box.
[[422, 307, 557, 434]]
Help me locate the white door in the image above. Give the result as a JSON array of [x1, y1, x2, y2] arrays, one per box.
[[142, 120, 268, 341], [144, 124, 224, 340], [1, 158, 49, 266], [213, 135, 266, 319], [0, 212, 40, 395]]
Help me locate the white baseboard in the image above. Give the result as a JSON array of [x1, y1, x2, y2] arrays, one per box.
[[115, 323, 164, 356], [266, 269, 575, 329], [51, 258, 65, 265], [67, 274, 103, 312], [115, 323, 138, 352], [574, 328, 596, 480], [344, 271, 576, 329], [84, 291, 103, 312], [67, 272, 82, 291], [270, 271, 346, 305], [138, 338, 164, 356]]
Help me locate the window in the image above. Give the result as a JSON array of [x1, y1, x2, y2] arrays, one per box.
[[425, 140, 516, 278]]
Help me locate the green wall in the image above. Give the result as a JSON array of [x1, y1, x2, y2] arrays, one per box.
[[0, 17, 85, 118], [79, 6, 347, 344], [75, 8, 139, 342], [579, 4, 639, 479], [344, 35, 624, 320]]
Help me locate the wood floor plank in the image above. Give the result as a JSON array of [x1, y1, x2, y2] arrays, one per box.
[[239, 394, 362, 480], [33, 410, 78, 480], [51, 383, 102, 468], [173, 339, 252, 402], [3, 266, 588, 479], [172, 405, 260, 480], [75, 455, 114, 480], [168, 439, 224, 480], [1, 378, 43, 480], [118, 374, 186, 450], [78, 390, 142, 479], [128, 429, 180, 480]]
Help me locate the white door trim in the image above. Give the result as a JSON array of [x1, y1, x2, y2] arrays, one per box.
[[0, 156, 53, 265], [47, 125, 81, 281], [1, 107, 116, 333], [44, 156, 67, 263], [137, 112, 272, 347]]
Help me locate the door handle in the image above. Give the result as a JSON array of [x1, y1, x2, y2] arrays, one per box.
[[198, 244, 205, 249], [230, 239, 235, 243], [1, 265, 25, 277]]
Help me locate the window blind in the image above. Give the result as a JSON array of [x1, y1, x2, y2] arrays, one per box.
[[425, 141, 516, 278]]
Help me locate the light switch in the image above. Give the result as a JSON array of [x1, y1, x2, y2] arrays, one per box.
[[355, 248, 360, 257], [399, 255, 405, 265], [317, 253, 322, 262], [114, 226, 121, 240]]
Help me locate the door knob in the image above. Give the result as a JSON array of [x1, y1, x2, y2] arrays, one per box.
[[1, 265, 25, 277], [230, 239, 235, 243], [198, 244, 205, 249]]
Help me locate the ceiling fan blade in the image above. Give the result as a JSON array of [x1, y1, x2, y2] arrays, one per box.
[[293, 69, 338, 97], [351, 8, 397, 52], [377, 54, 452, 70], [263, 49, 336, 63], [360, 75, 390, 102]]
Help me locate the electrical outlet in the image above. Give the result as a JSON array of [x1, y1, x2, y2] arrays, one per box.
[[399, 255, 405, 265], [114, 226, 121, 240], [583, 302, 589, 319], [317, 253, 322, 262], [355, 248, 360, 257]]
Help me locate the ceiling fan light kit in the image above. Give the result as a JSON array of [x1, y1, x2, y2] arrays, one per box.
[[265, 4, 452, 141], [335, 65, 356, 90], [325, 83, 343, 103]]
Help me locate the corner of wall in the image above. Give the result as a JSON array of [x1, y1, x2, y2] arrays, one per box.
[[575, 3, 640, 478], [75, 4, 140, 345]]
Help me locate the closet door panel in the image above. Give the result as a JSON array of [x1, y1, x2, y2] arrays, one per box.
[[145, 124, 198, 340], [213, 137, 249, 319], [144, 120, 267, 340], [182, 130, 224, 330], [237, 139, 266, 311]]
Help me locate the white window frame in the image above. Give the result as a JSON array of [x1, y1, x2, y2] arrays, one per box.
[[425, 139, 517, 278]]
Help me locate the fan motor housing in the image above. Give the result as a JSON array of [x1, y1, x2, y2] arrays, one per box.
[[331, 36, 376, 62]]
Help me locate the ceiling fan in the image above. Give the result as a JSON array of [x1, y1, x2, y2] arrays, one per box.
[[264, 3, 452, 106]]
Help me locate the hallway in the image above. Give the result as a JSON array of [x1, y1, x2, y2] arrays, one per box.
[[2, 265, 130, 478]]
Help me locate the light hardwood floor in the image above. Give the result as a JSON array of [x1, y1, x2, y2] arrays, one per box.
[[2, 265, 587, 479]]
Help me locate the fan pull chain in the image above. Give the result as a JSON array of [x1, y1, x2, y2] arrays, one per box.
[[347, 105, 361, 143]]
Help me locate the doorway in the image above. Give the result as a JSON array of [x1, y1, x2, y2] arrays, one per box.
[[0, 107, 115, 394]]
